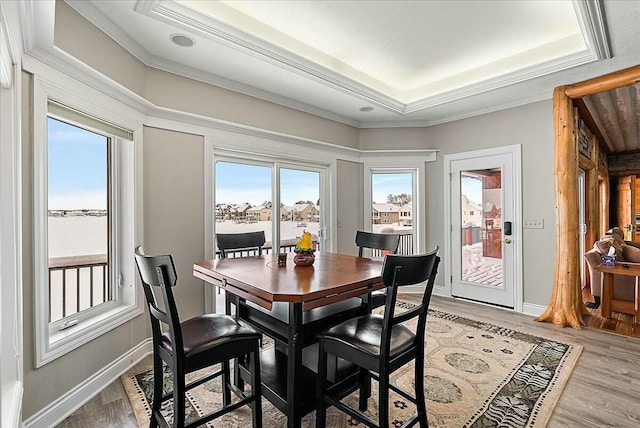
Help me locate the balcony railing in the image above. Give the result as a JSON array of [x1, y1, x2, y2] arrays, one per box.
[[215, 239, 318, 258], [216, 233, 415, 258], [48, 254, 109, 322]]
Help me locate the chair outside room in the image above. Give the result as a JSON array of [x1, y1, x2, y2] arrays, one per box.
[[134, 246, 262, 428], [316, 247, 440, 428]]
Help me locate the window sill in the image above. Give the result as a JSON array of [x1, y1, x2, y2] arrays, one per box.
[[37, 301, 143, 368]]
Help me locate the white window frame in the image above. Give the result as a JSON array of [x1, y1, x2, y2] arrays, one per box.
[[32, 76, 143, 367], [362, 151, 436, 259], [212, 152, 330, 254]]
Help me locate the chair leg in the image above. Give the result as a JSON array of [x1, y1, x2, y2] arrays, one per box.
[[316, 341, 328, 428], [150, 355, 163, 428], [222, 360, 232, 406], [250, 348, 263, 428], [173, 366, 186, 428], [415, 353, 428, 428], [378, 372, 390, 428], [358, 367, 370, 411]]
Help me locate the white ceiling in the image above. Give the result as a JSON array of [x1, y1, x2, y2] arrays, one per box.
[[64, 0, 640, 127]]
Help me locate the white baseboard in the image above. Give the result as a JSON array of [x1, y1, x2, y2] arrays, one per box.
[[23, 339, 152, 428], [2, 380, 23, 428], [521, 302, 547, 317]]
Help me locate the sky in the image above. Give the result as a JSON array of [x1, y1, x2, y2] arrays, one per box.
[[215, 161, 320, 206], [462, 175, 483, 206], [47, 117, 108, 210], [216, 165, 418, 207], [371, 172, 412, 204]]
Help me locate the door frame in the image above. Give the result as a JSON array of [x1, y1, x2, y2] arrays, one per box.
[[443, 145, 523, 312]]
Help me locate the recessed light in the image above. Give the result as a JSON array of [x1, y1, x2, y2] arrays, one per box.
[[359, 106, 374, 112], [170, 34, 195, 47]]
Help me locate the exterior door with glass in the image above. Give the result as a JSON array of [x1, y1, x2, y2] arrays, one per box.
[[448, 149, 519, 308]]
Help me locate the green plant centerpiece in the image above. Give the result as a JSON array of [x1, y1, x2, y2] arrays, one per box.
[[294, 230, 315, 266]]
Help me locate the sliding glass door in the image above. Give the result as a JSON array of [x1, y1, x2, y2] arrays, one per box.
[[214, 158, 327, 256]]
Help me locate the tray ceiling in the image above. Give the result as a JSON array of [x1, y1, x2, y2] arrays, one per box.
[[46, 1, 640, 127]]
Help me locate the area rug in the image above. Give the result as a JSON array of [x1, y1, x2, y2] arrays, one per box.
[[122, 304, 582, 427]]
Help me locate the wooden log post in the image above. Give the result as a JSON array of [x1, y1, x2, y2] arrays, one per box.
[[535, 86, 586, 328]]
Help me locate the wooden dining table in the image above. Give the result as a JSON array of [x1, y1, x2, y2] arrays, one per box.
[[193, 251, 385, 428]]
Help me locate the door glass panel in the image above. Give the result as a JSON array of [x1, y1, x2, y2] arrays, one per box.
[[279, 168, 320, 252], [215, 161, 272, 253], [371, 172, 414, 254], [460, 169, 503, 287]]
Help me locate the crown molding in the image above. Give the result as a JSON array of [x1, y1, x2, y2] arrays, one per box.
[[29, 0, 612, 128], [405, 48, 597, 114], [574, 0, 612, 60], [135, 0, 609, 116], [64, 0, 363, 128], [138, 0, 405, 112], [359, 90, 551, 129]]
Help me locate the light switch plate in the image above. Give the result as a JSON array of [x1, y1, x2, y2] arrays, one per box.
[[524, 219, 544, 229]]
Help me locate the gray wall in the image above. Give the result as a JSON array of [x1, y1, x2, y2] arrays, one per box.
[[54, 0, 359, 150], [142, 127, 206, 320], [20, 71, 149, 419], [336, 160, 364, 255], [20, 0, 558, 420], [360, 101, 557, 306]]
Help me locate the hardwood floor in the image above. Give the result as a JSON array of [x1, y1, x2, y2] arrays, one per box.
[[582, 285, 640, 337], [56, 295, 640, 427]]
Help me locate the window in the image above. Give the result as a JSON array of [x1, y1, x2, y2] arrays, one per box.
[[363, 152, 435, 258], [34, 91, 141, 367], [47, 117, 111, 324], [370, 171, 416, 254], [214, 157, 326, 257]]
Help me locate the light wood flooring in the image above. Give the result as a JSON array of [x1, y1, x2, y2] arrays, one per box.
[[57, 295, 640, 427], [581, 285, 640, 337]]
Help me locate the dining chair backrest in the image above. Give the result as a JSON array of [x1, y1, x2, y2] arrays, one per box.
[[355, 230, 400, 257], [379, 246, 440, 359], [134, 246, 182, 355], [134, 246, 263, 427], [216, 231, 266, 258]]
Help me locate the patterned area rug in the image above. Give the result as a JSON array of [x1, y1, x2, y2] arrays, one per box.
[[122, 304, 581, 427]]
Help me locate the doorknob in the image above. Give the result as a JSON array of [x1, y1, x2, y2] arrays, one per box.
[[504, 239, 512, 244]]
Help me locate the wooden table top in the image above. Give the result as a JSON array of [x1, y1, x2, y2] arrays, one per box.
[[193, 252, 384, 310], [596, 262, 640, 276]]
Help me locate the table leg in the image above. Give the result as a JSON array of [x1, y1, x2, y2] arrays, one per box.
[[602, 272, 613, 318], [635, 278, 640, 324], [230, 293, 245, 392], [287, 302, 303, 428]]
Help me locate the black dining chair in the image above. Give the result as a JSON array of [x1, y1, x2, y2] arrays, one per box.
[[355, 230, 401, 309], [355, 230, 401, 258], [134, 246, 262, 428], [216, 231, 266, 258], [316, 247, 440, 428]]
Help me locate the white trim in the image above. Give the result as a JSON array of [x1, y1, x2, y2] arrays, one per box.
[[203, 141, 215, 314], [443, 145, 524, 312], [1, 381, 23, 428], [23, 339, 153, 428], [32, 75, 144, 367], [65, 0, 609, 123], [521, 302, 547, 318], [64, 0, 362, 128], [574, 0, 612, 60], [0, 2, 24, 425], [363, 159, 435, 256]]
